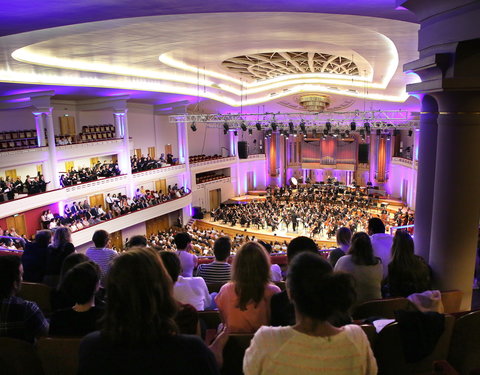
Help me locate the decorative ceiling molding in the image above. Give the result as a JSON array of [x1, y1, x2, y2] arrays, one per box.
[[222, 52, 360, 80]]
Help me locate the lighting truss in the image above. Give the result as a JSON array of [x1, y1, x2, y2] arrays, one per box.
[[169, 110, 419, 131]]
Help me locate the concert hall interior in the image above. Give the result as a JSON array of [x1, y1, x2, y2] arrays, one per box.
[[0, 0, 479, 317]]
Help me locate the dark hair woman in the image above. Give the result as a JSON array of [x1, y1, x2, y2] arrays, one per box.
[[215, 241, 281, 333], [334, 232, 383, 304], [43, 227, 75, 287], [244, 252, 377, 375], [385, 230, 431, 297], [78, 247, 219, 374]]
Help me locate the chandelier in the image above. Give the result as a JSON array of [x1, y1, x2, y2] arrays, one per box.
[[298, 94, 330, 112]]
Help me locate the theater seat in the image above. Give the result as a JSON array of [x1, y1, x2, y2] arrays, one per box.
[[448, 310, 480, 375], [440, 290, 463, 314], [0, 337, 44, 375], [352, 298, 416, 320], [373, 315, 455, 375], [221, 334, 254, 375], [18, 282, 52, 317], [207, 282, 226, 293], [360, 324, 378, 347], [36, 337, 81, 375]]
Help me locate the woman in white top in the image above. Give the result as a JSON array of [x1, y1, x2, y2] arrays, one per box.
[[243, 252, 377, 375], [334, 232, 383, 304]]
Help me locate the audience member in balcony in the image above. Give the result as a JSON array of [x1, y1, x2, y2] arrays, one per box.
[[216, 241, 281, 333], [59, 161, 120, 187], [0, 255, 49, 343], [174, 232, 198, 277], [244, 252, 377, 375], [49, 261, 103, 337], [196, 236, 232, 284], [270, 236, 321, 327], [78, 248, 219, 374], [0, 177, 14, 201], [334, 232, 383, 305], [160, 251, 211, 312], [21, 230, 52, 283], [368, 217, 393, 277], [328, 227, 352, 268], [384, 230, 431, 298], [86, 230, 118, 287], [44, 227, 76, 288]]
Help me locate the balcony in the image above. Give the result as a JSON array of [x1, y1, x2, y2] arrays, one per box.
[[392, 157, 417, 170], [189, 156, 236, 173], [240, 154, 266, 162], [71, 192, 192, 246], [132, 164, 186, 184]]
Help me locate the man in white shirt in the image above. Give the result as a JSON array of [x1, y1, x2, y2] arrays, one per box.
[[174, 232, 198, 277], [368, 217, 393, 277]]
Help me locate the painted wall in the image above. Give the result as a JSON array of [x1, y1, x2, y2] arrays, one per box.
[[387, 162, 417, 209], [155, 114, 180, 158], [187, 122, 229, 157], [0, 107, 36, 132]]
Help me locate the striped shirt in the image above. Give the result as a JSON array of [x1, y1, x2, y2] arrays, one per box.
[[85, 247, 118, 286], [196, 261, 231, 284]]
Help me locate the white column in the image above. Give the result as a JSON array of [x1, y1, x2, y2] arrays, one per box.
[[32, 112, 46, 147], [177, 120, 192, 226], [43, 109, 61, 189], [113, 112, 123, 138]]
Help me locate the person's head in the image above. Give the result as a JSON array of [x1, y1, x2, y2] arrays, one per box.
[[286, 236, 318, 263], [349, 232, 377, 266], [367, 217, 386, 235], [213, 236, 231, 261], [258, 240, 272, 254], [92, 230, 110, 248], [103, 247, 178, 345], [52, 227, 72, 248], [127, 235, 148, 248], [35, 230, 52, 248], [174, 232, 191, 250], [0, 255, 22, 298], [287, 252, 355, 321], [159, 251, 181, 283], [60, 261, 100, 304], [391, 230, 415, 263], [59, 253, 90, 287], [232, 241, 271, 310], [336, 227, 352, 247]]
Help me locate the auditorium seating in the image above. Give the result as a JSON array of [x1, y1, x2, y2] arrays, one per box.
[[352, 297, 416, 320], [221, 334, 254, 375], [448, 310, 480, 375], [79, 124, 116, 142], [196, 172, 227, 184], [37, 337, 81, 375], [189, 154, 224, 164], [441, 290, 464, 314], [0, 129, 38, 151], [17, 282, 52, 317], [0, 337, 43, 375]]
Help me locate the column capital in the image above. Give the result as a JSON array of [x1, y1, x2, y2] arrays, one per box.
[[113, 108, 128, 115], [32, 107, 54, 115]]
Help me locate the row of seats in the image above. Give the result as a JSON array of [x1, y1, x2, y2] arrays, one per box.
[[189, 154, 224, 164], [0, 129, 37, 151], [196, 172, 227, 184]]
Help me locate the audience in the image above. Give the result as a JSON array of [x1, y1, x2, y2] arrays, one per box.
[[174, 232, 198, 277], [21, 229, 52, 282], [259, 240, 283, 282], [85, 230, 118, 286], [43, 227, 76, 287], [196, 236, 232, 283], [244, 252, 377, 375], [49, 261, 103, 337], [126, 234, 148, 249], [215, 241, 281, 333], [335, 232, 383, 305], [130, 153, 177, 173], [59, 161, 120, 187], [0, 255, 49, 342], [368, 217, 393, 277], [384, 230, 431, 297], [78, 248, 219, 374], [328, 226, 352, 268]]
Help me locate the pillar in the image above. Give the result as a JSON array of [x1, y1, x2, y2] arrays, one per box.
[[176, 116, 192, 226], [32, 111, 46, 147], [43, 109, 61, 189], [428, 93, 480, 309], [413, 95, 439, 262]]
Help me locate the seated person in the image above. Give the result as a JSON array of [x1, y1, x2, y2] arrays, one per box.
[[244, 252, 377, 375], [196, 236, 232, 284], [49, 261, 103, 336], [0, 255, 48, 342], [215, 242, 281, 333]]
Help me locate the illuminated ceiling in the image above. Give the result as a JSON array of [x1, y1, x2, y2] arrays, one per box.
[[0, 2, 420, 109]]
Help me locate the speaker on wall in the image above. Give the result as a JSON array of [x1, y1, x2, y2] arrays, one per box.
[[238, 141, 248, 159], [358, 144, 369, 163], [192, 206, 203, 219]]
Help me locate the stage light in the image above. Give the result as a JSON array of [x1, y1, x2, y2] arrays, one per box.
[[234, 130, 238, 136], [241, 122, 247, 131], [224, 129, 228, 135], [323, 129, 328, 136], [223, 122, 229, 132], [256, 122, 262, 130], [289, 121, 294, 134], [248, 128, 253, 135], [376, 129, 381, 135], [190, 122, 197, 132], [300, 120, 306, 134], [271, 122, 277, 131], [350, 121, 356, 131], [387, 134, 391, 141], [408, 129, 413, 136], [325, 121, 332, 131]]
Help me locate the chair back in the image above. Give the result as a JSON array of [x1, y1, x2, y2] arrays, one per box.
[[221, 334, 254, 375], [36, 337, 81, 375], [207, 282, 226, 293], [353, 298, 416, 320], [448, 310, 480, 375], [440, 290, 463, 314], [198, 310, 222, 329], [0, 337, 44, 375], [360, 324, 378, 347], [18, 282, 52, 317], [274, 281, 286, 291], [373, 314, 455, 375]]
